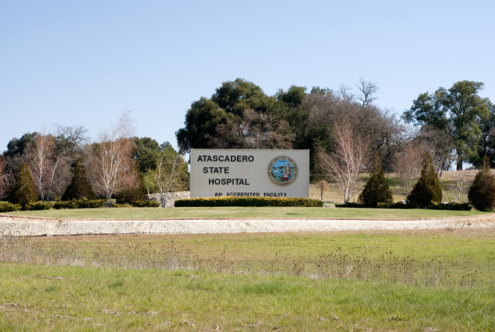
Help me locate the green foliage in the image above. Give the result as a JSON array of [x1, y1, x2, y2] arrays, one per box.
[[175, 196, 323, 207], [7, 162, 39, 210], [404, 81, 490, 169], [176, 97, 232, 152], [53, 199, 106, 209], [468, 156, 495, 211], [27, 201, 53, 210], [407, 152, 442, 208], [61, 157, 96, 200], [429, 202, 472, 211], [0, 202, 21, 212], [133, 200, 160, 207], [132, 137, 162, 173], [358, 153, 393, 207]]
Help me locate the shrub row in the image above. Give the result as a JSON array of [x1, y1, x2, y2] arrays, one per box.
[[0, 202, 21, 212], [53, 199, 107, 209], [336, 202, 472, 210], [27, 201, 54, 210], [175, 196, 323, 207]]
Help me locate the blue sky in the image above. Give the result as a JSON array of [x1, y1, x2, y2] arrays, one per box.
[[1, 0, 494, 151]]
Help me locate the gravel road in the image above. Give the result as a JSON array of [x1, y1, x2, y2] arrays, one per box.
[[1, 214, 494, 236]]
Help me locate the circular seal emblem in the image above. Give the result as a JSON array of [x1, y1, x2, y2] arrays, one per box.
[[268, 156, 298, 186]]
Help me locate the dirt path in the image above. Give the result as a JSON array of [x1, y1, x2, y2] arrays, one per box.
[[1, 214, 494, 236]]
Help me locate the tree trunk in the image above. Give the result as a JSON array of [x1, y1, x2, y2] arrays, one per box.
[[456, 154, 463, 171]]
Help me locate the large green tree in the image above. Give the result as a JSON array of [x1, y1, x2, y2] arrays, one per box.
[[8, 162, 38, 210], [404, 81, 490, 170], [132, 137, 162, 173]]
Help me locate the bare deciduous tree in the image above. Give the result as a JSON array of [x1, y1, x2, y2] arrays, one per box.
[[27, 131, 70, 201], [356, 79, 378, 107], [153, 149, 186, 207], [317, 122, 369, 203], [54, 124, 88, 157], [317, 179, 328, 201], [393, 145, 422, 196], [449, 171, 474, 203], [88, 111, 136, 201]]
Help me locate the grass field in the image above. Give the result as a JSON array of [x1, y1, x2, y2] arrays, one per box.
[[1, 229, 495, 331], [2, 206, 487, 220]]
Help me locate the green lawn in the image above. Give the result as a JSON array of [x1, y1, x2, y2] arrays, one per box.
[[1, 229, 495, 331], [2, 206, 488, 219]]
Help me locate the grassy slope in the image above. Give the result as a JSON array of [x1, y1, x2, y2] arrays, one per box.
[[2, 206, 486, 219], [1, 229, 495, 331]]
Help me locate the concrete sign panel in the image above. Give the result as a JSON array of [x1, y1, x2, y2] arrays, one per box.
[[190, 149, 309, 198]]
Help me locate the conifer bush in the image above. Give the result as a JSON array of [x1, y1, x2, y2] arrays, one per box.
[[7, 162, 38, 210], [0, 202, 21, 212], [407, 152, 442, 208], [62, 158, 97, 200], [358, 153, 393, 207], [468, 156, 495, 211]]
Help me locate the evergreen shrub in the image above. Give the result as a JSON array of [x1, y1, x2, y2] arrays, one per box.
[[62, 158, 96, 201], [407, 152, 442, 208], [27, 201, 53, 210], [0, 202, 21, 212], [175, 197, 323, 207], [429, 202, 471, 211], [358, 153, 393, 207], [8, 162, 38, 210], [468, 156, 495, 211], [133, 200, 160, 207], [53, 199, 106, 209]]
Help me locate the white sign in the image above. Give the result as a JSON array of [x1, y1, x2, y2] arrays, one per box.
[[190, 149, 309, 198]]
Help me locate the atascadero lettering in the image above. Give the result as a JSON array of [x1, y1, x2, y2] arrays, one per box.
[[197, 155, 254, 162]]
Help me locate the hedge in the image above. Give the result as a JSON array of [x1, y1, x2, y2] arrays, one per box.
[[0, 202, 21, 212], [27, 201, 54, 210], [336, 201, 472, 210], [175, 196, 323, 207], [53, 199, 107, 209]]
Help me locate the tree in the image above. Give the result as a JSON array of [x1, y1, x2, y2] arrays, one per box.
[[449, 171, 473, 203], [27, 131, 70, 201], [412, 125, 456, 177], [468, 156, 495, 211], [151, 146, 188, 207], [393, 144, 422, 196], [356, 79, 378, 107], [358, 153, 393, 207], [176, 79, 280, 152], [62, 157, 96, 200], [8, 162, 38, 210], [132, 137, 162, 173], [407, 152, 442, 208], [88, 111, 137, 201], [176, 97, 232, 152], [472, 101, 495, 168], [317, 122, 369, 203], [211, 78, 273, 116], [54, 124, 88, 158], [0, 156, 13, 199], [115, 165, 147, 205], [209, 109, 294, 149], [404, 81, 491, 170], [3, 132, 37, 177], [317, 179, 328, 201]]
